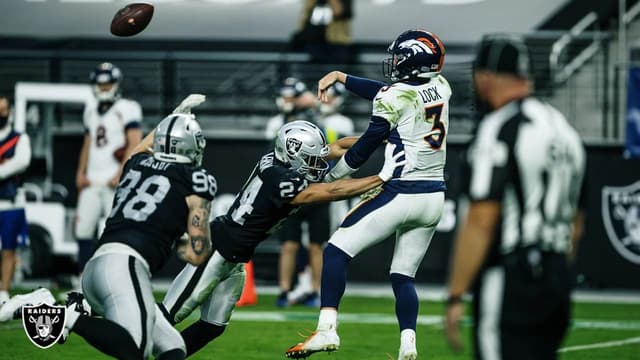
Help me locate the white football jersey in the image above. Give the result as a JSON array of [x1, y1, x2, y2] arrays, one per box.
[[84, 98, 142, 184], [372, 75, 452, 181]]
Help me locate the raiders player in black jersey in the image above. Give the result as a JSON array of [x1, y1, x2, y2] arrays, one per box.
[[62, 109, 216, 360], [152, 120, 406, 357]]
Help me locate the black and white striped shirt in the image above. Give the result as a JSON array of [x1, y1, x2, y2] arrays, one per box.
[[464, 97, 586, 262]]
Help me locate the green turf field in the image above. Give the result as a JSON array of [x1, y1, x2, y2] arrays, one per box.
[[1, 292, 638, 359]]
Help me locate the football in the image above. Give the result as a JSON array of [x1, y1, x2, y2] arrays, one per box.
[[110, 2, 154, 37]]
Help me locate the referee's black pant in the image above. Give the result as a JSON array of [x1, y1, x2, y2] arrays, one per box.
[[472, 251, 572, 360]]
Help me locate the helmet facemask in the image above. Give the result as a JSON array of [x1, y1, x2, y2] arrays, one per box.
[[297, 151, 329, 182], [274, 120, 330, 182], [92, 82, 120, 103]]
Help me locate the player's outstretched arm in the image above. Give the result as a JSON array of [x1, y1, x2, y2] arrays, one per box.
[[178, 195, 213, 266], [128, 130, 155, 158], [290, 175, 382, 205], [291, 145, 406, 205], [318, 71, 387, 102], [327, 136, 359, 160]]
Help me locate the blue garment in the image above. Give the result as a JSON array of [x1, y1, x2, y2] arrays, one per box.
[[345, 75, 387, 101], [390, 273, 418, 331], [344, 116, 390, 169], [320, 244, 352, 309], [0, 208, 28, 250]]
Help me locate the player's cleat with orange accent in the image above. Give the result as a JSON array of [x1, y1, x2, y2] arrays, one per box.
[[285, 329, 340, 358]]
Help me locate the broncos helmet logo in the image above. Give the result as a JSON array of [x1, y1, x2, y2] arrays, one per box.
[[398, 38, 436, 56]]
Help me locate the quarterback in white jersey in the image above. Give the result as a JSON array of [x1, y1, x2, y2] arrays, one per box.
[[75, 62, 142, 272], [372, 75, 450, 182], [286, 29, 450, 360]]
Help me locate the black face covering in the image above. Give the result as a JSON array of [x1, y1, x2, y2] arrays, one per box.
[[98, 101, 114, 115], [0, 115, 8, 129]]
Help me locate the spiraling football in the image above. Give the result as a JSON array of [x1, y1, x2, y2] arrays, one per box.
[[110, 3, 154, 37]]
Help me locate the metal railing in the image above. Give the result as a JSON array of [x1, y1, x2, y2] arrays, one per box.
[[549, 12, 603, 85]]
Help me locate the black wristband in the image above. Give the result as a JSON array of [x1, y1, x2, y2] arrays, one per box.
[[447, 294, 463, 306]]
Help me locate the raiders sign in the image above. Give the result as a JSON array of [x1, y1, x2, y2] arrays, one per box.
[[286, 138, 302, 156], [22, 303, 66, 349], [602, 180, 640, 264]]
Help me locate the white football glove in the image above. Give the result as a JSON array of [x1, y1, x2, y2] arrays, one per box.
[[377, 144, 407, 182], [172, 94, 206, 115], [324, 156, 358, 182]]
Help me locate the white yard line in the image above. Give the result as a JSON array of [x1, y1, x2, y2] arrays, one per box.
[[228, 311, 640, 330], [558, 336, 640, 352]]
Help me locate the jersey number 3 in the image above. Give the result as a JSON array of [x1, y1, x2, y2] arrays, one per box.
[[109, 170, 171, 221], [423, 104, 446, 149]]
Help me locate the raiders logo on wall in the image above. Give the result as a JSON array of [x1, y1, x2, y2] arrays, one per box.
[[286, 138, 302, 156], [22, 303, 66, 349], [602, 180, 640, 264]]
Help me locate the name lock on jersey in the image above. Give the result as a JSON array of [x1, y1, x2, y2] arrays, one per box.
[[419, 87, 443, 103]]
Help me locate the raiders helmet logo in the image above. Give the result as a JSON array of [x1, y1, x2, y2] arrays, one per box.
[[286, 138, 302, 156], [602, 180, 640, 264], [22, 303, 66, 349]]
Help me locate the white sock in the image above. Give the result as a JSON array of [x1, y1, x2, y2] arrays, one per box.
[[400, 329, 416, 349], [317, 309, 337, 331], [0, 290, 9, 303], [65, 305, 81, 330]]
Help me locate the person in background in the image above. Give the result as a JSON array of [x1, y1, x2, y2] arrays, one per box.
[[74, 62, 142, 275], [444, 35, 587, 360], [0, 96, 31, 305], [265, 77, 317, 139], [290, 0, 353, 64], [317, 82, 354, 142]]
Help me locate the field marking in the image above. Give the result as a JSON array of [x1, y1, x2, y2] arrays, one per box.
[[228, 311, 640, 331], [3, 310, 638, 332], [558, 336, 640, 352]]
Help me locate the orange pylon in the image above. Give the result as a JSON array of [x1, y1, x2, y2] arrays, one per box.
[[236, 260, 257, 306]]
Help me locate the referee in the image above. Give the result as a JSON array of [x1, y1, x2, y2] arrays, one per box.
[[445, 35, 587, 359]]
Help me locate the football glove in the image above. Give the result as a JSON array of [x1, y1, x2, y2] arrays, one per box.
[[377, 143, 407, 182], [173, 94, 206, 115]]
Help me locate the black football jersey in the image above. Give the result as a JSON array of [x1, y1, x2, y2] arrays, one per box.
[[212, 152, 308, 262], [100, 153, 216, 273]]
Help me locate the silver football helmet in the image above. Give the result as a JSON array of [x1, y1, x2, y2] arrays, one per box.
[[274, 120, 330, 182], [152, 113, 206, 167]]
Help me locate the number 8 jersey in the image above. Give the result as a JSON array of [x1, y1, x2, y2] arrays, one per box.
[[100, 153, 217, 273], [373, 75, 452, 181]]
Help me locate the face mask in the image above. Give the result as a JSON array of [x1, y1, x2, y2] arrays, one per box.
[[0, 115, 8, 129]]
